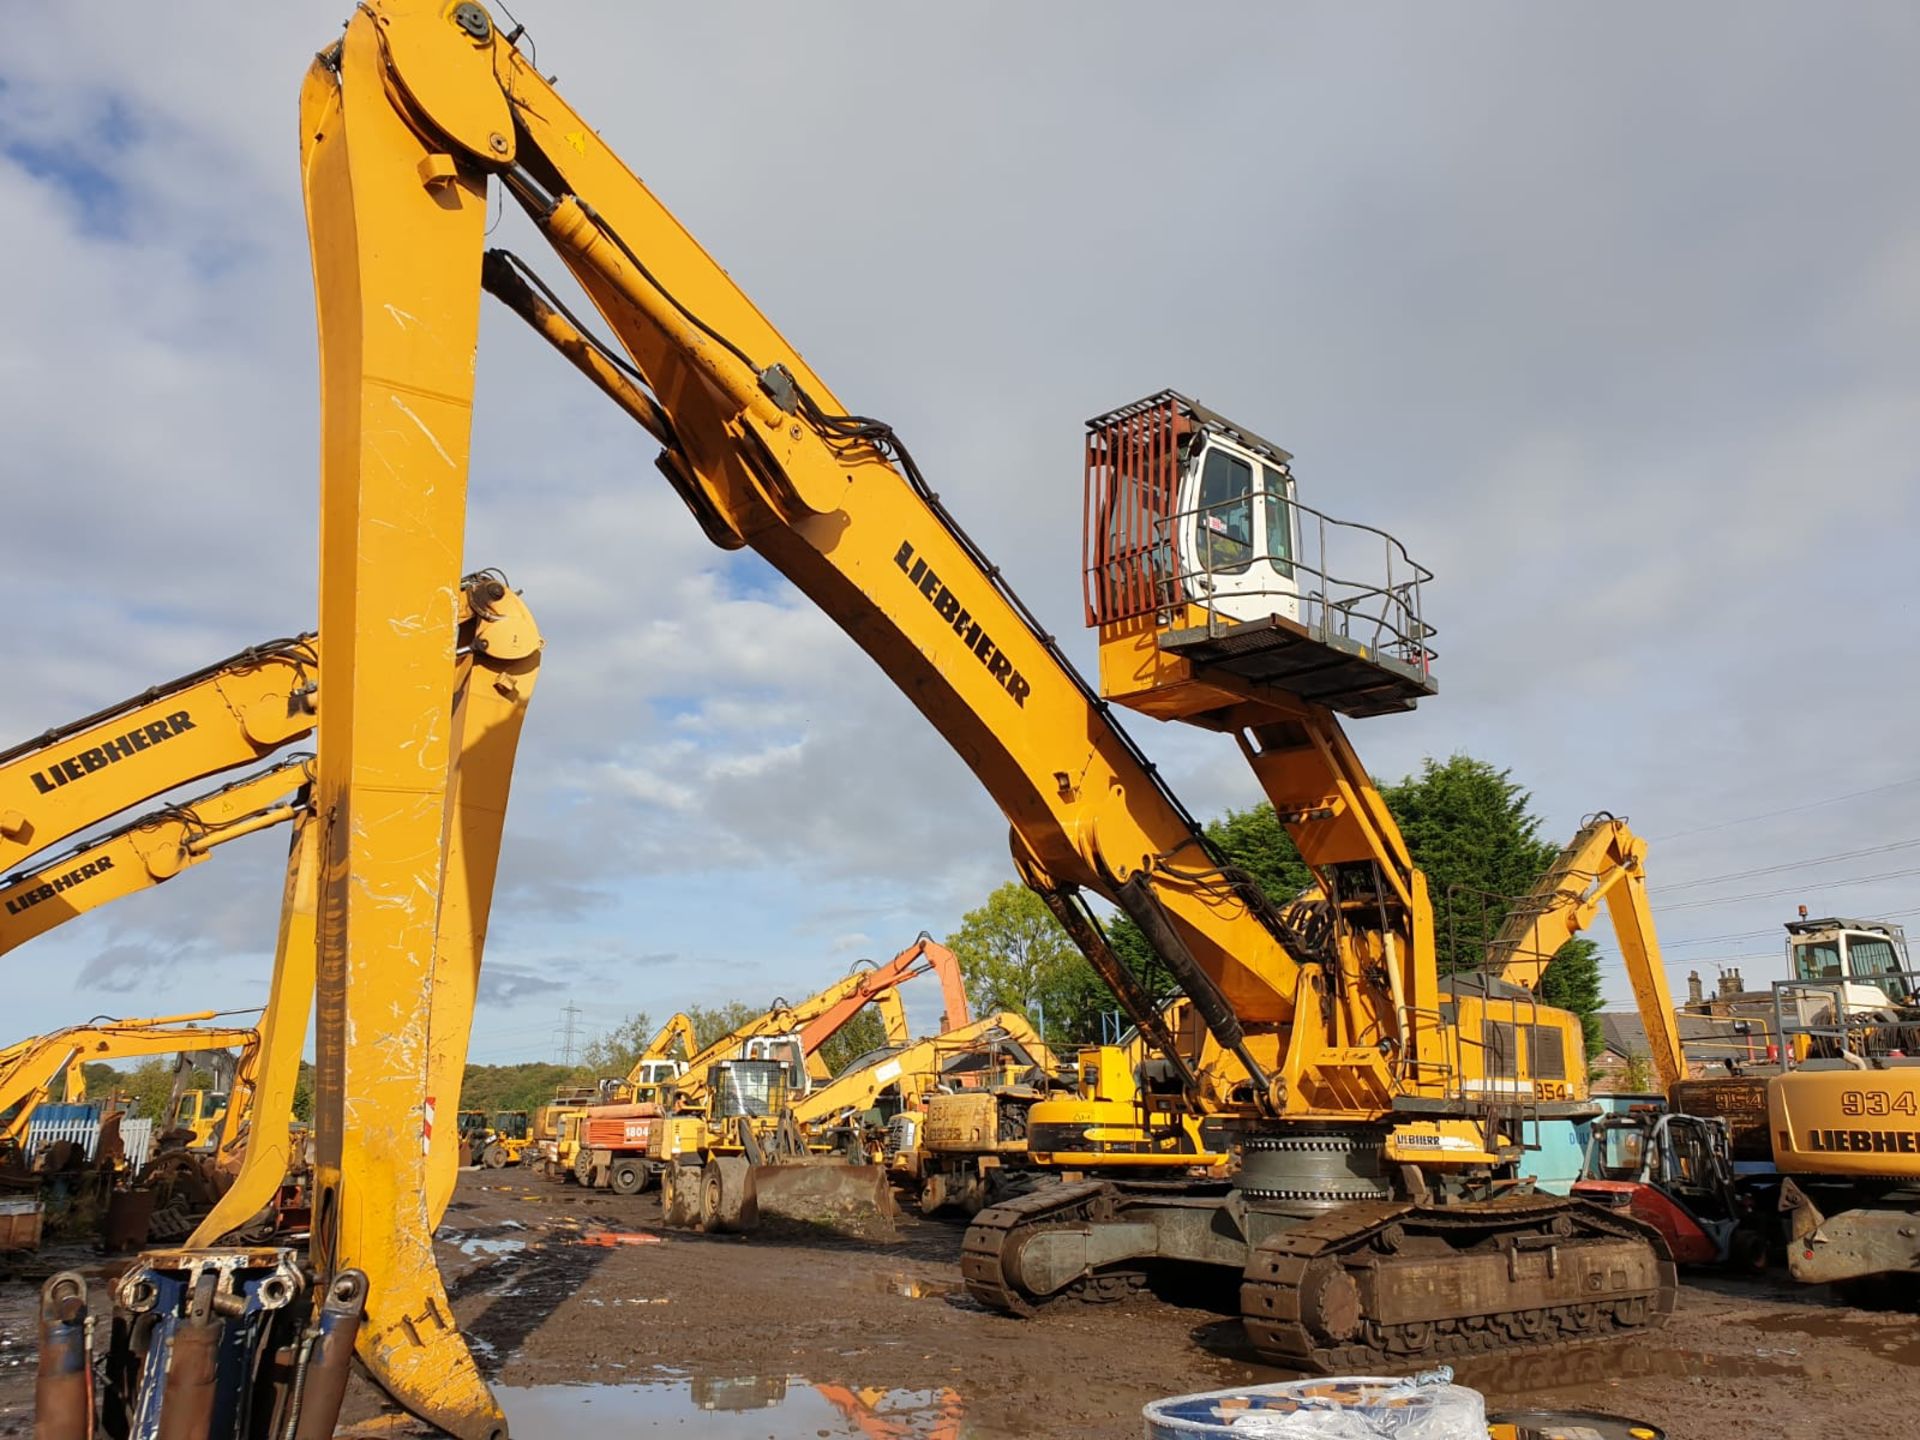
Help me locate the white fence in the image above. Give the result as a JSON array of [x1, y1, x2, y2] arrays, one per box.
[[25, 1113, 154, 1172]]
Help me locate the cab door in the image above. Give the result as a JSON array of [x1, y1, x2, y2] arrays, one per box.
[[1176, 435, 1301, 624]]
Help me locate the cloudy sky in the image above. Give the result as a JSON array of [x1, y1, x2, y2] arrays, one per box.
[[2, 4, 1915, 1062]]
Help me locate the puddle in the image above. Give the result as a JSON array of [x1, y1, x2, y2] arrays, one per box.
[[1745, 1308, 1920, 1367], [1451, 1338, 1804, 1405], [451, 1235, 530, 1258], [870, 1271, 960, 1301], [497, 1376, 974, 1437]]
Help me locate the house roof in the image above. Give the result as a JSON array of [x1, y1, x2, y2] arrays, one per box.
[[1599, 1010, 1752, 1061]]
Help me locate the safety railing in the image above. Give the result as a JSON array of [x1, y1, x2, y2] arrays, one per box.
[[1179, 488, 1436, 667], [1769, 969, 1920, 1066]]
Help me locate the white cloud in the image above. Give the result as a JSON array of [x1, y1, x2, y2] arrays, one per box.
[[2, 2, 1916, 1052]]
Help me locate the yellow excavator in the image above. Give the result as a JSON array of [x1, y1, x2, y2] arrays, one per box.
[[85, 10, 1672, 1435], [1659, 917, 1920, 1291], [534, 1011, 697, 1179], [0, 1013, 261, 1158], [582, 939, 964, 1203], [0, 759, 312, 959], [759, 1011, 1055, 1225], [676, 1011, 1047, 1236]]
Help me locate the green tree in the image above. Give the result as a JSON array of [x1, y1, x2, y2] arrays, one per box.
[[818, 1004, 891, 1075], [685, 1002, 763, 1053], [952, 753, 1608, 1060], [103, 1057, 185, 1123], [578, 1010, 656, 1080], [1379, 755, 1604, 1056], [946, 883, 1101, 1047], [291, 1062, 314, 1124]]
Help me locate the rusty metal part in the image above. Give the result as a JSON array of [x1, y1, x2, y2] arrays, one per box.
[[103, 1189, 159, 1252], [35, 1272, 93, 1440], [288, 1269, 369, 1440], [967, 1179, 1674, 1373], [701, 1157, 759, 1233], [747, 1157, 894, 1234], [660, 1162, 700, 1229], [1241, 1193, 1676, 1371], [1780, 1179, 1920, 1284]]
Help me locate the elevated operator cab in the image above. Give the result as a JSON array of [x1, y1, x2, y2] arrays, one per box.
[[1083, 390, 1437, 722], [1786, 915, 1912, 1013]]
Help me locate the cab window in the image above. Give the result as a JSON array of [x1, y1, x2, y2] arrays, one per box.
[[1260, 464, 1295, 577], [1846, 936, 1910, 1000], [1596, 1125, 1646, 1181], [1795, 940, 1843, 981], [1196, 448, 1254, 574]]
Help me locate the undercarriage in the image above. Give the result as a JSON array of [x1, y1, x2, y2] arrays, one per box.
[[961, 1130, 1676, 1371]]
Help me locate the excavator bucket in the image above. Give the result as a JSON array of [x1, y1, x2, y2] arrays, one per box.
[[747, 1158, 897, 1235], [710, 1117, 897, 1235]]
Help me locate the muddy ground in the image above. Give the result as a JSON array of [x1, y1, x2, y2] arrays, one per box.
[[0, 1170, 1913, 1437]]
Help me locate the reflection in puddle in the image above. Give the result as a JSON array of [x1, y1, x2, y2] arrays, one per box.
[[498, 1376, 970, 1437], [456, 1237, 529, 1258], [871, 1271, 961, 1301], [1453, 1339, 1803, 1404], [1745, 1308, 1920, 1367]]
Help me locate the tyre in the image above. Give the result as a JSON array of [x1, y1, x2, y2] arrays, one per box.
[[703, 1156, 759, 1234], [482, 1142, 509, 1169], [610, 1159, 646, 1195], [918, 1171, 950, 1217], [661, 1163, 699, 1228], [573, 1147, 597, 1188]]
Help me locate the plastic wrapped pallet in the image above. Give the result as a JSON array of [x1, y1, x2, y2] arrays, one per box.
[[1143, 1370, 1486, 1440]]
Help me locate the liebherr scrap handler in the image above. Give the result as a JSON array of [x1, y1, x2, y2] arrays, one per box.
[[89, 8, 1672, 1435]]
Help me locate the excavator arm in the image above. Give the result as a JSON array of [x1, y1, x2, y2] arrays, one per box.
[[788, 1013, 1050, 1134], [796, 937, 970, 1078], [86, 9, 1655, 1431], [0, 639, 316, 875], [282, 13, 1402, 1425], [665, 938, 973, 1110], [0, 759, 311, 957], [1487, 814, 1685, 1095], [638, 1013, 697, 1067], [0, 1015, 261, 1149]]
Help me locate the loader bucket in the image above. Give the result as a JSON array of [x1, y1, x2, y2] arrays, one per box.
[[745, 1159, 896, 1235]]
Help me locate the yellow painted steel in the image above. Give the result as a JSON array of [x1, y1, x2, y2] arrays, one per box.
[[0, 1016, 260, 1148], [421, 585, 543, 1223], [289, 4, 1623, 1425], [0, 641, 315, 876], [0, 760, 310, 956], [302, 10, 499, 1429], [787, 1012, 1052, 1139], [191, 812, 320, 1242], [1484, 815, 1685, 1095]]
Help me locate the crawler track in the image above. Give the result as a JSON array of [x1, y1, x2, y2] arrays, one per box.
[[1242, 1193, 1676, 1370], [964, 1182, 1676, 1373], [960, 1182, 1112, 1316]]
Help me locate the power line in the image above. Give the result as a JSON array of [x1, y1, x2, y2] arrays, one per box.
[[1652, 774, 1920, 845], [1655, 863, 1920, 913], [1652, 836, 1920, 894]]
